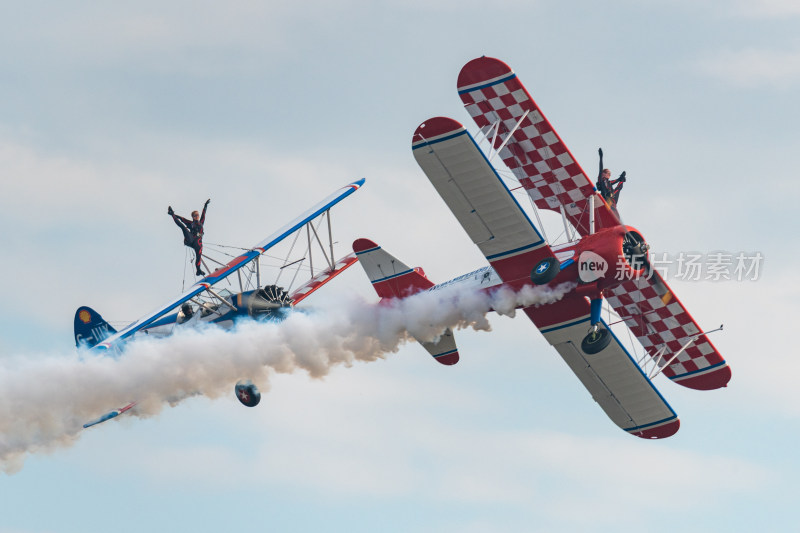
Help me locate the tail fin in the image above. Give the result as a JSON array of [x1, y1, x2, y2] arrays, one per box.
[[352, 238, 434, 298], [352, 238, 459, 365], [74, 306, 117, 349]]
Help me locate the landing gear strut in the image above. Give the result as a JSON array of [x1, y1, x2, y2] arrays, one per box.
[[581, 297, 611, 354]]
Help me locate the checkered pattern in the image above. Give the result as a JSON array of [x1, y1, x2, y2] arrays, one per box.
[[459, 77, 601, 233], [458, 59, 624, 236], [605, 273, 727, 388]]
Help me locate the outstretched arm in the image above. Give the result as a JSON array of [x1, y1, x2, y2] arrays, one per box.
[[597, 147, 604, 181], [200, 199, 210, 225]]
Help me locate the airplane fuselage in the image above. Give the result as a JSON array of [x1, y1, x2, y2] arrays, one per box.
[[134, 287, 292, 340], [426, 225, 648, 306]]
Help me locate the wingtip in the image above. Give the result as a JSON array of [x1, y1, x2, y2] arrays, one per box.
[[412, 117, 465, 147], [672, 364, 732, 390], [630, 418, 680, 439], [353, 238, 379, 254], [435, 351, 460, 365], [457, 56, 514, 91]]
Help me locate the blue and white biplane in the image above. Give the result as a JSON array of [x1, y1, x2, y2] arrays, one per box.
[[75, 178, 364, 428]]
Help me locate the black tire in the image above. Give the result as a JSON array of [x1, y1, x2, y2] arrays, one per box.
[[581, 328, 611, 354], [235, 380, 262, 407], [530, 257, 560, 285]]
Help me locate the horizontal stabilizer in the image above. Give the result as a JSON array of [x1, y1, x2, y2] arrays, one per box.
[[421, 328, 460, 365], [83, 401, 137, 429]]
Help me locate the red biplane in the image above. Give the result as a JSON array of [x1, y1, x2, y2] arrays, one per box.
[[354, 57, 729, 439]]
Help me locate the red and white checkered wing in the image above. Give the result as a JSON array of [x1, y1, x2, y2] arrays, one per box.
[[457, 57, 619, 236], [605, 273, 731, 390]]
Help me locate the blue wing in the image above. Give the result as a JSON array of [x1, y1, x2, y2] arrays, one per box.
[[93, 178, 365, 352]]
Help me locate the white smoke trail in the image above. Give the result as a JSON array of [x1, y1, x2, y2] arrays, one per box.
[[0, 282, 574, 473]]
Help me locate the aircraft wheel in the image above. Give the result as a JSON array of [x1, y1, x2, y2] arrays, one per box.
[[530, 257, 560, 285], [581, 328, 611, 354], [235, 380, 262, 407]]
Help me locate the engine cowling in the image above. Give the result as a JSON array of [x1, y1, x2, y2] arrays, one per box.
[[574, 226, 647, 289], [239, 285, 293, 320], [235, 380, 261, 407]]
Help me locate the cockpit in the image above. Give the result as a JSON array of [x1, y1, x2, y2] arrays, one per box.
[[176, 303, 196, 324]]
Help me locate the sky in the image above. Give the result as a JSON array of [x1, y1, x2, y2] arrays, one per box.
[[1, 0, 798, 531]]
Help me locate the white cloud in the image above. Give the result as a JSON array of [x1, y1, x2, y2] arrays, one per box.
[[694, 46, 800, 89], [77, 363, 772, 527], [733, 0, 800, 17], [0, 141, 166, 227], [1, 2, 340, 74], [0, 133, 394, 326]]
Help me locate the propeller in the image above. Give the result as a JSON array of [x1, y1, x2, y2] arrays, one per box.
[[247, 285, 293, 317], [261, 284, 293, 306], [622, 230, 672, 302]]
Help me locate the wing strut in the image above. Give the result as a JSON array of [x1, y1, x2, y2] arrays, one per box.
[[487, 110, 530, 163], [206, 286, 238, 312], [308, 220, 334, 271], [487, 120, 501, 157], [327, 210, 335, 270], [559, 204, 576, 242], [647, 325, 724, 380]]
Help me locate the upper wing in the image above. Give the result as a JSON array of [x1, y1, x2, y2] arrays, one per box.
[[457, 56, 619, 236], [94, 178, 365, 352], [605, 272, 731, 390], [412, 116, 554, 284], [412, 118, 678, 438]]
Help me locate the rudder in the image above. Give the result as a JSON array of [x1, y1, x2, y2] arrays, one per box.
[[74, 306, 117, 349], [353, 238, 434, 298]]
